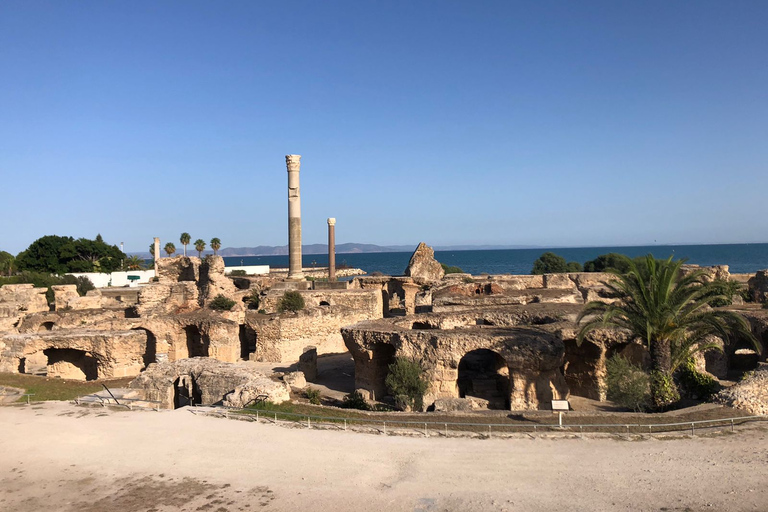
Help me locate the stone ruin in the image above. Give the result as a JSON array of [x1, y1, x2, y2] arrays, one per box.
[[1, 239, 767, 413], [0, 254, 381, 409]]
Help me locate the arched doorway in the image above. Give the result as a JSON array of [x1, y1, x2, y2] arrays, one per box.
[[173, 375, 202, 408], [132, 327, 157, 368], [38, 322, 55, 332], [185, 325, 209, 358], [457, 349, 510, 409]]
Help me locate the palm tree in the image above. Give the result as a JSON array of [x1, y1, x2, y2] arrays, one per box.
[[210, 238, 221, 256], [180, 232, 191, 256], [194, 239, 206, 257], [124, 255, 145, 270], [164, 242, 176, 257], [577, 255, 757, 409], [148, 243, 155, 258]]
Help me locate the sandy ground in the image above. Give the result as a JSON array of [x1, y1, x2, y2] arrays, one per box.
[[1, 402, 767, 512]]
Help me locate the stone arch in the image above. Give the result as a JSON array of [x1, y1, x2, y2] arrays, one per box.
[[319, 300, 331, 306], [173, 375, 201, 408], [457, 349, 510, 409], [132, 327, 157, 368], [728, 334, 761, 373], [38, 321, 55, 332], [43, 348, 99, 381], [184, 325, 209, 358], [365, 343, 396, 400], [239, 324, 257, 361]]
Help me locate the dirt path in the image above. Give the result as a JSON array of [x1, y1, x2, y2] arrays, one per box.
[[1, 402, 766, 512]]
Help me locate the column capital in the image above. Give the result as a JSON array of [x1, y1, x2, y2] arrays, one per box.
[[285, 154, 301, 172], [327, 218, 336, 226]]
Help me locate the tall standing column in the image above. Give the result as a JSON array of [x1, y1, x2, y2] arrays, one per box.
[[286, 155, 304, 280], [153, 237, 160, 274], [327, 218, 336, 281]]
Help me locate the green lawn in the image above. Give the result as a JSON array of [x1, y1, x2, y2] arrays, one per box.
[[0, 373, 134, 402]]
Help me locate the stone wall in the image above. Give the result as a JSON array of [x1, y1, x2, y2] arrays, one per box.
[[341, 309, 572, 410], [249, 301, 381, 363], [0, 329, 148, 380], [0, 284, 49, 331], [128, 358, 290, 409]]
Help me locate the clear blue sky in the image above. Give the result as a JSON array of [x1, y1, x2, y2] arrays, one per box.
[[1, 1, 766, 254]]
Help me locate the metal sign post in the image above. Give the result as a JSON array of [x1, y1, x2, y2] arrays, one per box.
[[552, 399, 570, 428]]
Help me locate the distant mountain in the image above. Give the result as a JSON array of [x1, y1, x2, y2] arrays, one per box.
[[131, 243, 539, 258], [218, 243, 415, 257]]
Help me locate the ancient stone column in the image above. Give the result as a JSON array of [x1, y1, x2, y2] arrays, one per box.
[[286, 155, 304, 280], [327, 217, 336, 281], [153, 237, 160, 274]]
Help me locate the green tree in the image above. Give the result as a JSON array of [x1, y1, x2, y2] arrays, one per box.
[[577, 255, 757, 409], [149, 243, 155, 258], [210, 238, 221, 255], [194, 239, 206, 257], [164, 242, 176, 257], [16, 235, 125, 274], [0, 251, 15, 276], [385, 357, 429, 411], [531, 252, 582, 274], [180, 232, 191, 256], [583, 253, 633, 273]]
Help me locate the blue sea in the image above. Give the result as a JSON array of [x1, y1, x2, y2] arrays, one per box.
[[224, 243, 768, 276]]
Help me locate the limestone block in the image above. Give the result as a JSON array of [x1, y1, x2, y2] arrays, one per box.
[[299, 346, 317, 381], [404, 242, 445, 284], [748, 270, 768, 303], [283, 371, 307, 390], [543, 274, 577, 290]]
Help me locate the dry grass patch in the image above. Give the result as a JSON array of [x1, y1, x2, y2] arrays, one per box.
[[0, 373, 133, 402]]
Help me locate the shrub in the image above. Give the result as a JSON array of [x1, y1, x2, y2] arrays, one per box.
[[583, 253, 632, 273], [341, 391, 370, 410], [531, 252, 582, 275], [246, 290, 261, 310], [705, 279, 742, 307], [304, 388, 321, 405], [440, 263, 464, 274], [605, 355, 650, 412], [676, 359, 720, 400], [277, 291, 305, 313], [229, 269, 247, 276], [385, 357, 429, 411], [209, 294, 236, 311]]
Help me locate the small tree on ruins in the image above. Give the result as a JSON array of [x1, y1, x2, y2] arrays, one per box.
[[277, 291, 305, 313], [385, 357, 429, 411]]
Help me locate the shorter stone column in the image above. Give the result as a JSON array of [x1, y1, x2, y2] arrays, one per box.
[[153, 237, 161, 274], [327, 218, 336, 281]]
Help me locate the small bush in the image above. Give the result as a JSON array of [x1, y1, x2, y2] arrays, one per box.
[[583, 253, 632, 273], [304, 388, 321, 405], [229, 269, 247, 276], [650, 371, 680, 409], [257, 309, 266, 314], [676, 359, 720, 400], [605, 355, 650, 412], [341, 391, 370, 410], [246, 290, 261, 310], [531, 252, 582, 275], [209, 294, 236, 311], [385, 358, 429, 411], [277, 291, 305, 313], [706, 279, 742, 307], [440, 263, 464, 274]]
